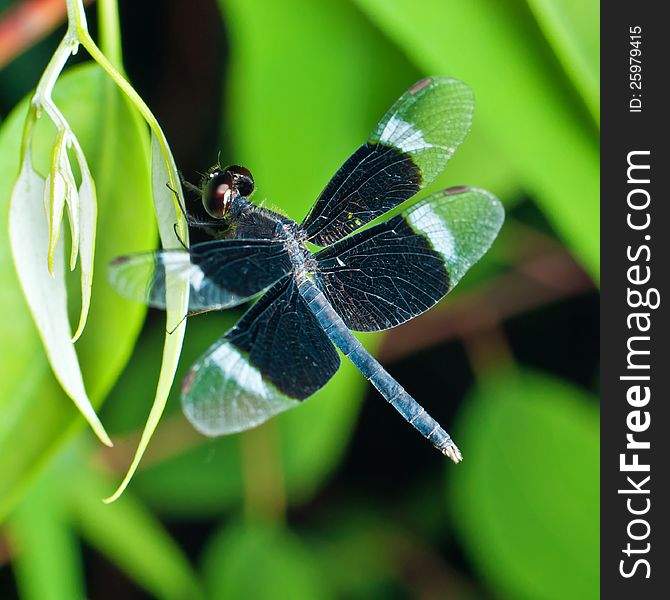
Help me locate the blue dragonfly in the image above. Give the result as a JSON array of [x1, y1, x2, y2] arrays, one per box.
[[109, 77, 504, 462]]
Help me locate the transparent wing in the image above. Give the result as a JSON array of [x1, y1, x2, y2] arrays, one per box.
[[181, 277, 341, 435], [300, 77, 474, 245], [314, 187, 504, 331], [108, 239, 292, 314]]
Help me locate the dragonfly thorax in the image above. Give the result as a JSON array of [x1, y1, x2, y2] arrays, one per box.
[[281, 222, 317, 275]]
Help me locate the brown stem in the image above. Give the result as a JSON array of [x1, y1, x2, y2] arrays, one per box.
[[240, 422, 286, 523]]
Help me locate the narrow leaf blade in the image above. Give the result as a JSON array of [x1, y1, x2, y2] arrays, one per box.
[[9, 478, 85, 600], [104, 131, 189, 502], [70, 471, 203, 600]]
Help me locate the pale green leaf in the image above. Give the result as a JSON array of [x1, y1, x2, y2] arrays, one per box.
[[71, 156, 96, 341], [8, 156, 111, 446], [449, 370, 599, 599]]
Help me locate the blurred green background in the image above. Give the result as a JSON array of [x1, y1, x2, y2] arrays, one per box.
[[0, 0, 599, 598]]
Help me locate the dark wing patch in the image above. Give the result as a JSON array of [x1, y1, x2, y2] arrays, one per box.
[[180, 277, 341, 436], [227, 277, 341, 399], [314, 187, 505, 332], [314, 216, 447, 331], [299, 144, 421, 246], [108, 239, 292, 314], [300, 77, 474, 245]]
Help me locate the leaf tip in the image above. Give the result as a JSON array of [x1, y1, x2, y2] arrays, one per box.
[[101, 493, 119, 505], [71, 309, 88, 342], [102, 475, 131, 504], [87, 411, 113, 447], [98, 428, 114, 448], [46, 243, 57, 277], [69, 245, 78, 271]]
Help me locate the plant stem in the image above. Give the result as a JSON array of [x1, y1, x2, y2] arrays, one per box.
[[65, 0, 87, 31], [97, 0, 122, 70]]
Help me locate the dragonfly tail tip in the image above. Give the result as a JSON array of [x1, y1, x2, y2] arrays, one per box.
[[443, 444, 462, 464]]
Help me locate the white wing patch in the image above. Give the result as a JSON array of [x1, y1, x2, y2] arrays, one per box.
[[379, 115, 433, 153], [407, 202, 457, 263], [181, 341, 298, 436], [189, 263, 206, 292]]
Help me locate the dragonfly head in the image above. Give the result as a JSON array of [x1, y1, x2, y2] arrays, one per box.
[[202, 165, 255, 219]]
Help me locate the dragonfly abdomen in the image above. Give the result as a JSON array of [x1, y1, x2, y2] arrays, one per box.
[[296, 275, 462, 463]]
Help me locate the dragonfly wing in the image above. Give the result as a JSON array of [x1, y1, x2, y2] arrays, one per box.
[[314, 187, 504, 332], [181, 276, 341, 435], [108, 239, 292, 313], [300, 77, 474, 245]]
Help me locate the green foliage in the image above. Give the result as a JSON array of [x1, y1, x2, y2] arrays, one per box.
[[527, 0, 599, 122], [68, 470, 203, 600], [9, 471, 85, 600], [201, 522, 331, 599], [1, 0, 599, 598], [8, 444, 203, 600], [352, 0, 599, 280], [450, 370, 599, 599]]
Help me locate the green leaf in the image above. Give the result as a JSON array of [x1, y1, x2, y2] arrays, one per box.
[[67, 469, 203, 600], [202, 521, 332, 600], [449, 370, 599, 600], [8, 472, 85, 600], [350, 0, 599, 280], [0, 63, 155, 520], [526, 0, 599, 123]]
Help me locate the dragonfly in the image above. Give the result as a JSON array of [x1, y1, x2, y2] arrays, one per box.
[[109, 76, 504, 462]]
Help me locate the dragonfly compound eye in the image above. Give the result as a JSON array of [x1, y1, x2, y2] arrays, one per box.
[[225, 165, 255, 198], [203, 170, 234, 219]]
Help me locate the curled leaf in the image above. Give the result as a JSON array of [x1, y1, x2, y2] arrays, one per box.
[[104, 131, 189, 502], [9, 155, 111, 447]]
